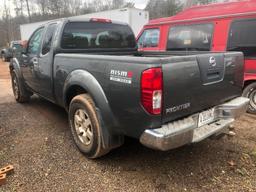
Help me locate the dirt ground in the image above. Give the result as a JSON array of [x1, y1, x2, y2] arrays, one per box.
[[0, 60, 255, 192]]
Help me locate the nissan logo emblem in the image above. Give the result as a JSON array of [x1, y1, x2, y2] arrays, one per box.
[[209, 56, 217, 67]]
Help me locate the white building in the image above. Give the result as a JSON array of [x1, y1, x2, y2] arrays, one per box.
[[20, 8, 149, 40]]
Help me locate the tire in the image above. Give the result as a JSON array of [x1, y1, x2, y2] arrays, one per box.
[[11, 71, 31, 103], [69, 94, 109, 158], [242, 82, 256, 114]]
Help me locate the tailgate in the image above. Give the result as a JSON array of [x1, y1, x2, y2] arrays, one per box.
[[162, 52, 244, 123]]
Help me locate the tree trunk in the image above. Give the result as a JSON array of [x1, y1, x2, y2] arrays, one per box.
[[25, 0, 31, 22]]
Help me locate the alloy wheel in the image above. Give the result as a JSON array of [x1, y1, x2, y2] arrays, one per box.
[[74, 109, 93, 146]]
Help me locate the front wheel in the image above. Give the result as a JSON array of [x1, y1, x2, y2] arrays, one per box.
[[11, 71, 31, 103], [69, 94, 109, 158], [242, 82, 256, 114]]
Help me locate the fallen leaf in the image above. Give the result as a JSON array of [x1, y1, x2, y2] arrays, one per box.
[[228, 160, 236, 166]]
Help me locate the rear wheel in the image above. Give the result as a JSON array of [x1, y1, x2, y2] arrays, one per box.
[[242, 82, 256, 114], [69, 94, 109, 158], [11, 71, 31, 103]]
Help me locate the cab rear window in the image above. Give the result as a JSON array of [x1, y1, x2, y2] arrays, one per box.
[[167, 24, 213, 51], [61, 22, 136, 49], [227, 19, 256, 57]]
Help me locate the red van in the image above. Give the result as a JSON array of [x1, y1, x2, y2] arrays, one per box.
[[137, 0, 256, 114]]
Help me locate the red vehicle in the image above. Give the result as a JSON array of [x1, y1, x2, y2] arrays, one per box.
[[137, 0, 256, 114]]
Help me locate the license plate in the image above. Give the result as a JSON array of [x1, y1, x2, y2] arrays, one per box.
[[198, 108, 215, 127]]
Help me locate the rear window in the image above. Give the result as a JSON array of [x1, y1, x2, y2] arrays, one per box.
[[167, 24, 213, 51], [61, 22, 136, 49], [227, 19, 256, 57]]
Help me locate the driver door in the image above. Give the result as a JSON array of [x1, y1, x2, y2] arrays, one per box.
[[21, 27, 44, 92]]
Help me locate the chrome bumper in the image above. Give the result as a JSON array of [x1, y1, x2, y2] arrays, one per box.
[[140, 97, 250, 151]]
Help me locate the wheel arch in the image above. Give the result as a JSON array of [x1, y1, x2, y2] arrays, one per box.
[[65, 84, 88, 109], [63, 70, 123, 149], [244, 79, 256, 88], [9, 58, 22, 77], [63, 70, 108, 109]]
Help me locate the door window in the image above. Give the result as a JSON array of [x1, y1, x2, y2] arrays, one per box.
[[42, 23, 58, 55], [227, 19, 256, 57], [137, 29, 160, 48], [167, 24, 213, 51], [27, 28, 44, 55]]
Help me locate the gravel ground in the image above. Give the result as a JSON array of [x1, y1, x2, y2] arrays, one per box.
[[0, 60, 256, 192]]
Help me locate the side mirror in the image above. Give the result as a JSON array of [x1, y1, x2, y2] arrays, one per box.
[[21, 40, 28, 49], [21, 40, 28, 55]]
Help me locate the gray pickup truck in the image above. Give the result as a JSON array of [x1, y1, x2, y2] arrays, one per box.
[[10, 18, 249, 158]]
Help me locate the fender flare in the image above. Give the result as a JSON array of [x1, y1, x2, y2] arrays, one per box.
[[63, 70, 123, 149], [9, 58, 22, 78]]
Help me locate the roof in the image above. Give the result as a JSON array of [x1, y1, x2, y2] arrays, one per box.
[[148, 0, 256, 25]]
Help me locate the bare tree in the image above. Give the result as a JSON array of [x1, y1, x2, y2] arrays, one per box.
[[146, 0, 182, 19], [25, 0, 31, 22], [2, 0, 11, 44], [67, 0, 83, 16], [36, 0, 48, 16], [184, 0, 217, 8], [13, 0, 25, 17], [196, 0, 217, 5]]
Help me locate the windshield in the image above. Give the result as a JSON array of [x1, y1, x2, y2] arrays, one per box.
[[61, 22, 136, 49], [167, 24, 213, 51]]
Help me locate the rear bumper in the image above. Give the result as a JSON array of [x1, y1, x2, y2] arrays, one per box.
[[139, 97, 250, 151]]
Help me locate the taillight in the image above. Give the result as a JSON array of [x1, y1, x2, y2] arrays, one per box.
[[141, 67, 163, 115]]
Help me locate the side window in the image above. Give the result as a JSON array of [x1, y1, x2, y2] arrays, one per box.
[[42, 23, 58, 55], [227, 19, 256, 57], [28, 28, 44, 55], [138, 29, 160, 48], [167, 24, 213, 51]]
